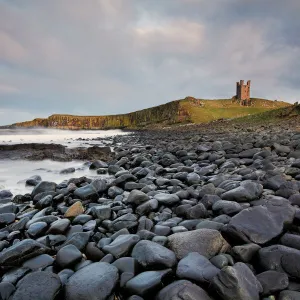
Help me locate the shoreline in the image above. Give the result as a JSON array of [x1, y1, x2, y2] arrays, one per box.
[[1, 120, 300, 298]]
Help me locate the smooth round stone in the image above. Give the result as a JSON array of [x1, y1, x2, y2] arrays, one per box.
[[155, 280, 213, 300], [132, 240, 177, 269], [11, 271, 61, 300], [27, 222, 48, 238], [154, 193, 180, 205], [55, 244, 82, 269], [153, 225, 171, 236], [125, 269, 172, 296], [64, 262, 119, 300], [72, 215, 92, 225], [257, 271, 289, 295], [177, 252, 220, 284], [22, 254, 54, 270], [0, 213, 16, 226], [47, 219, 70, 234], [103, 234, 140, 259], [112, 257, 140, 275]]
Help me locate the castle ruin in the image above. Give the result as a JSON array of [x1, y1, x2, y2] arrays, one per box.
[[236, 80, 251, 106]]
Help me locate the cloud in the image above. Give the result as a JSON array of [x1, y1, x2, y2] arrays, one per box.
[[0, 0, 300, 125], [0, 84, 20, 94]]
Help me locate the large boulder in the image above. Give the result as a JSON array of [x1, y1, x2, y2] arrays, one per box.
[[155, 280, 213, 300], [258, 245, 300, 279], [64, 262, 119, 300], [176, 252, 220, 284], [31, 181, 56, 198], [168, 229, 229, 260], [132, 240, 177, 269], [0, 239, 49, 268], [12, 271, 61, 300], [225, 198, 295, 244], [211, 262, 262, 300]]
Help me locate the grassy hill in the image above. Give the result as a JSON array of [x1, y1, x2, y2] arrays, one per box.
[[10, 97, 290, 130]]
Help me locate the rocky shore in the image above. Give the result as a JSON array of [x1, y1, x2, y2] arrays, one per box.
[[1, 122, 300, 299]]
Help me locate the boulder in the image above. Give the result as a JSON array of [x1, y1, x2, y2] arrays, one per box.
[[211, 262, 262, 300], [12, 271, 61, 300], [226, 199, 295, 244], [132, 240, 177, 269], [176, 252, 220, 283], [155, 280, 213, 300], [168, 229, 229, 260], [64, 262, 119, 300]]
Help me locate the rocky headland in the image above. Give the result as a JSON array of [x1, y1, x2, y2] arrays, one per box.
[[6, 97, 289, 130], [1, 110, 300, 299]]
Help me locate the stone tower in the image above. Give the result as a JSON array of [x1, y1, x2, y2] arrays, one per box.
[[236, 80, 251, 105]]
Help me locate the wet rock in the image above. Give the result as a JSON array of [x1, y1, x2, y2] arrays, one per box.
[[132, 240, 177, 269], [258, 245, 300, 279], [232, 243, 261, 262], [47, 219, 70, 235], [125, 269, 172, 296], [31, 181, 57, 198], [154, 193, 180, 205], [278, 291, 300, 299], [103, 234, 140, 258], [0, 239, 49, 267], [176, 252, 220, 284], [22, 254, 54, 270], [64, 201, 84, 218], [221, 180, 263, 202], [155, 280, 213, 300], [11, 271, 61, 300], [60, 167, 75, 174], [212, 262, 262, 300], [168, 229, 229, 260], [257, 270, 289, 295], [127, 190, 150, 205], [0, 213, 16, 226], [111, 213, 138, 231], [226, 199, 295, 244], [25, 175, 42, 186], [56, 244, 82, 269], [64, 262, 119, 300]]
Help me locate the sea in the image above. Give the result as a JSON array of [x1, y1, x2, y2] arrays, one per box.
[[0, 128, 129, 196]]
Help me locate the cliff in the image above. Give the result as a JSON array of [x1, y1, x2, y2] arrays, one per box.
[[11, 97, 290, 130]]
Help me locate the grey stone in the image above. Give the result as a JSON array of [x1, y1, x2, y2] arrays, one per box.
[[12, 271, 61, 300], [64, 262, 119, 300], [212, 262, 262, 300], [132, 240, 176, 269], [168, 229, 229, 260], [176, 252, 220, 283]]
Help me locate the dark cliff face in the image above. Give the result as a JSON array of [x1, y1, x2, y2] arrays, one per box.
[[13, 100, 190, 130]]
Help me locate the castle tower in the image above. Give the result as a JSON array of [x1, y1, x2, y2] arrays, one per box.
[[236, 80, 251, 106], [236, 80, 251, 101]]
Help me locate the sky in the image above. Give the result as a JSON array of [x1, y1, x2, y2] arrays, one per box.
[[0, 0, 300, 125]]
